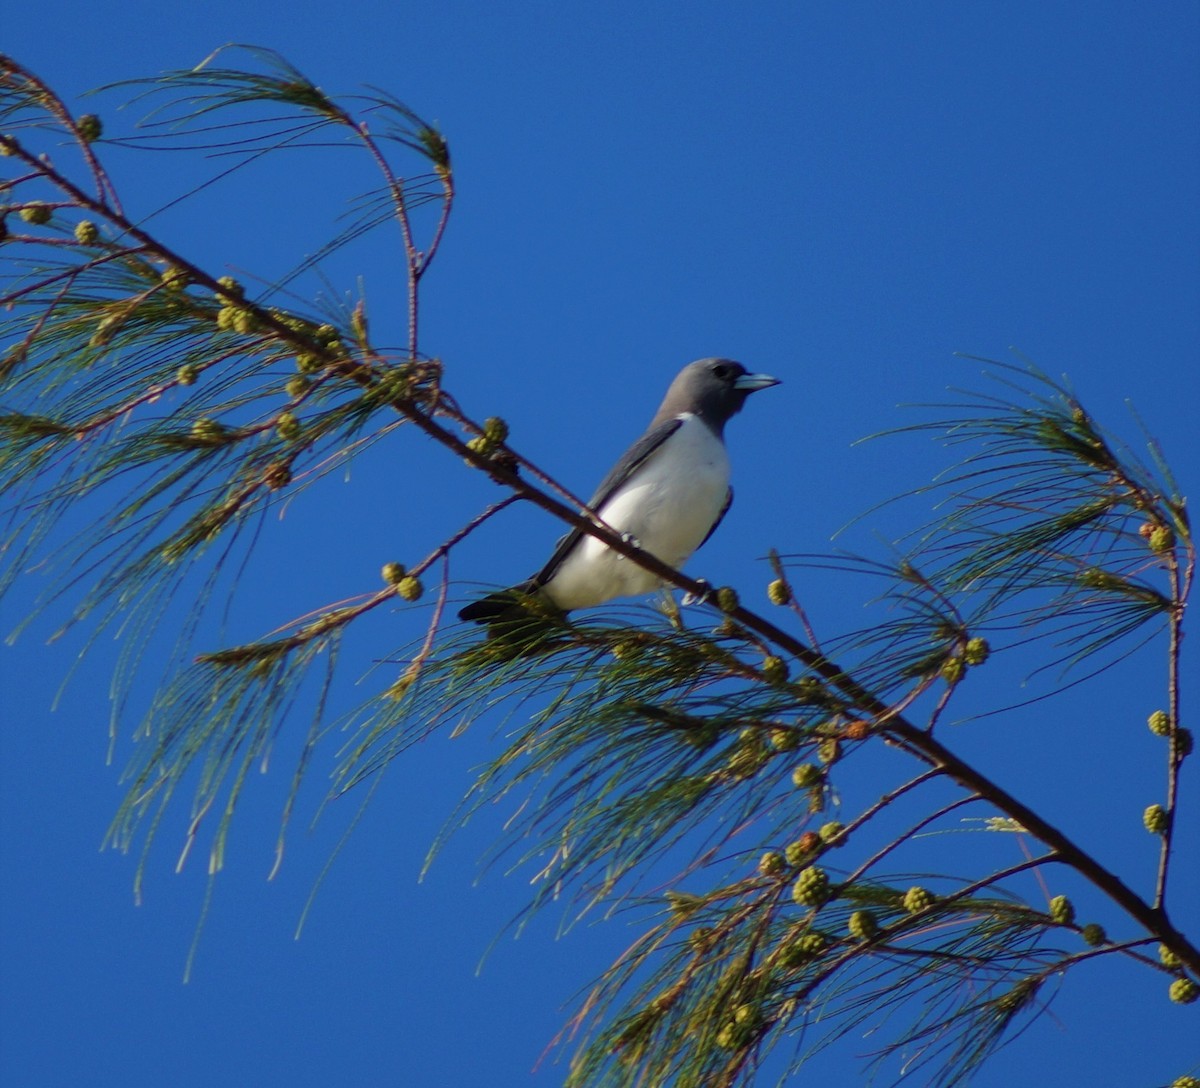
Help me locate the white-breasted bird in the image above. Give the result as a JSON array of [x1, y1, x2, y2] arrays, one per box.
[[459, 357, 779, 624]]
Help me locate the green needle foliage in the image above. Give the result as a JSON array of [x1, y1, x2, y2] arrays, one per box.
[[1, 50, 1195, 1087]]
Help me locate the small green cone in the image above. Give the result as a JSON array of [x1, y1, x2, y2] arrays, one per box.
[[963, 637, 990, 665], [761, 655, 789, 684], [767, 578, 791, 605], [215, 276, 245, 301], [1148, 524, 1175, 553], [1168, 978, 1198, 1005], [1144, 804, 1169, 835], [466, 434, 495, 457], [791, 763, 821, 788], [1081, 923, 1106, 947], [733, 1003, 760, 1028], [769, 727, 800, 751], [160, 266, 189, 291], [482, 416, 509, 442], [784, 833, 819, 867], [758, 851, 785, 877], [903, 886, 934, 914], [791, 866, 831, 907], [940, 657, 965, 684], [275, 412, 302, 442], [782, 929, 829, 966], [20, 202, 52, 225], [794, 677, 826, 702], [1159, 944, 1183, 969], [798, 930, 828, 957], [818, 821, 844, 846], [1048, 895, 1075, 925], [396, 575, 423, 602], [848, 910, 879, 941], [715, 586, 740, 613], [77, 113, 102, 141]]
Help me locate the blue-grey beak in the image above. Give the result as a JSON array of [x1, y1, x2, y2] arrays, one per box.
[[734, 372, 781, 392]]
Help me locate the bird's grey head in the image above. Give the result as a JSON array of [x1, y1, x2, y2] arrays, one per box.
[[653, 358, 780, 434]]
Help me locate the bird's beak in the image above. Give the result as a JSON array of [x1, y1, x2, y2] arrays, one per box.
[[734, 373, 781, 393]]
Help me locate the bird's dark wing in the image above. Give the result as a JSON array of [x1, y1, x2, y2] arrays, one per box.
[[698, 486, 733, 550], [531, 417, 685, 588]]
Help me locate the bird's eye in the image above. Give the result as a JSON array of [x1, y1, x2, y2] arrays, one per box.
[[712, 363, 734, 380]]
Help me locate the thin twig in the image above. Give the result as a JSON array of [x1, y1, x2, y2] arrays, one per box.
[[1155, 549, 1186, 908]]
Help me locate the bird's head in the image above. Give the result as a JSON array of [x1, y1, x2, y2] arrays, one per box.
[[656, 357, 780, 432]]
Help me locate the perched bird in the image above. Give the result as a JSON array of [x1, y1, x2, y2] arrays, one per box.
[[459, 358, 779, 626]]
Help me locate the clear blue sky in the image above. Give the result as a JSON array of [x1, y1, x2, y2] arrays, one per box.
[[3, 3, 1198, 1086]]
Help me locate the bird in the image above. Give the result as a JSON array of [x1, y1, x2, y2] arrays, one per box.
[[458, 358, 779, 628]]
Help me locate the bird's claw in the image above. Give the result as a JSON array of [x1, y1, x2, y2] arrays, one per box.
[[681, 579, 714, 607]]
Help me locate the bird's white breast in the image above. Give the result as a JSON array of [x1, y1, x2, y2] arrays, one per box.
[[543, 413, 731, 610]]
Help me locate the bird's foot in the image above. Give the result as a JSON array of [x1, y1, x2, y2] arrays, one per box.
[[681, 579, 714, 607]]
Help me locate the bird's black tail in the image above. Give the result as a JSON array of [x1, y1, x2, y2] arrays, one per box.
[[457, 582, 570, 625], [459, 585, 530, 624], [457, 584, 573, 658]]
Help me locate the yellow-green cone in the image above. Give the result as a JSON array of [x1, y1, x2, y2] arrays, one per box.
[[1081, 923, 1106, 947], [1148, 524, 1175, 553], [77, 113, 102, 141], [761, 655, 789, 684], [767, 578, 791, 605], [769, 727, 800, 751], [940, 657, 965, 684], [818, 821, 844, 846], [963, 637, 990, 665], [1159, 944, 1182, 969], [791, 763, 821, 788], [903, 886, 934, 914], [275, 412, 302, 442], [848, 910, 879, 941], [396, 575, 423, 602], [1168, 978, 1198, 1005], [782, 929, 829, 966], [758, 851, 785, 877], [1048, 895, 1075, 925], [1144, 803, 1169, 835], [784, 834, 819, 867], [791, 866, 831, 907], [715, 586, 740, 613], [20, 202, 52, 225]]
